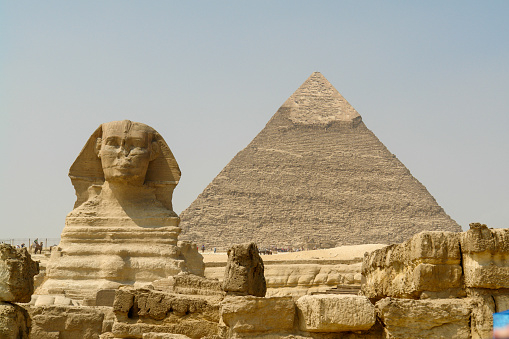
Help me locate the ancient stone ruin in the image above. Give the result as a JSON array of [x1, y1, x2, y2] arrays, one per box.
[[222, 242, 266, 297], [0, 244, 39, 338], [180, 72, 461, 249], [37, 120, 201, 302]]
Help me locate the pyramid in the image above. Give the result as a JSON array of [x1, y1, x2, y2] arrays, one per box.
[[179, 72, 461, 249]]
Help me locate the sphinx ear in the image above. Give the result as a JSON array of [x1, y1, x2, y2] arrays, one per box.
[[95, 138, 102, 158], [150, 140, 160, 161]]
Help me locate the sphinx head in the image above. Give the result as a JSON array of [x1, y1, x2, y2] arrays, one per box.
[[95, 120, 160, 186], [69, 120, 181, 209]]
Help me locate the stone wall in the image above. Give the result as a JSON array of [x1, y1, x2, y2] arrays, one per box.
[[10, 226, 509, 338], [362, 224, 509, 338]]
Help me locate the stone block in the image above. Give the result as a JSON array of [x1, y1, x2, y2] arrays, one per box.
[[27, 305, 105, 339], [220, 296, 295, 334], [361, 231, 462, 299], [296, 295, 375, 332], [0, 244, 39, 303], [376, 297, 471, 339], [177, 241, 205, 277], [461, 224, 509, 289], [111, 288, 220, 338], [96, 289, 116, 307], [223, 243, 266, 297], [0, 301, 30, 339]]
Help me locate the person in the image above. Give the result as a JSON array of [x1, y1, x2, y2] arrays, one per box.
[[201, 244, 205, 253]]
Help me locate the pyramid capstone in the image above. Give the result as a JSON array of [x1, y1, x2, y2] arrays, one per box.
[[179, 72, 461, 249]]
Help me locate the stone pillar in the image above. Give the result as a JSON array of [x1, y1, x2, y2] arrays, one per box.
[[222, 242, 266, 297]]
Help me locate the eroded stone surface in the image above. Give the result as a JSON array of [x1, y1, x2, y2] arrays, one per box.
[[0, 302, 30, 339], [376, 298, 472, 339], [112, 287, 220, 339], [296, 295, 375, 332], [26, 305, 109, 339], [461, 223, 509, 289], [220, 296, 295, 335], [223, 243, 266, 297], [361, 231, 462, 299], [152, 273, 224, 297], [0, 244, 39, 303]]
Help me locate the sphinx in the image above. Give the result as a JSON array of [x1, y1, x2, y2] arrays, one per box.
[[38, 120, 201, 302]]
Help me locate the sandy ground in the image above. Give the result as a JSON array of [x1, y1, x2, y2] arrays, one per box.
[[201, 243, 387, 263]]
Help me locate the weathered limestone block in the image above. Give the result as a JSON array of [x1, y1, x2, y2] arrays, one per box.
[[464, 288, 509, 339], [151, 273, 224, 296], [296, 295, 375, 332], [265, 263, 363, 297], [27, 305, 107, 339], [376, 297, 472, 339], [223, 243, 266, 297], [95, 289, 116, 306], [461, 223, 509, 289], [220, 296, 295, 335], [112, 287, 220, 339], [177, 241, 205, 277], [361, 231, 462, 299], [0, 301, 31, 339], [0, 244, 39, 303]]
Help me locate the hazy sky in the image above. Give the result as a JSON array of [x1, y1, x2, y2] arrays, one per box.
[[1, 1, 508, 239]]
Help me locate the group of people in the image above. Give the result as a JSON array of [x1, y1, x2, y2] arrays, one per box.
[[259, 246, 305, 255], [11, 239, 44, 254], [197, 245, 217, 253]]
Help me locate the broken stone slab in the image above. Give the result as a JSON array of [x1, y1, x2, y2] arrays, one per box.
[[112, 287, 220, 338], [222, 242, 266, 297], [461, 223, 509, 289], [296, 294, 375, 332], [27, 305, 106, 339], [220, 295, 295, 335], [151, 273, 224, 297], [361, 231, 462, 299], [0, 244, 39, 303], [0, 301, 31, 339], [376, 297, 472, 339]]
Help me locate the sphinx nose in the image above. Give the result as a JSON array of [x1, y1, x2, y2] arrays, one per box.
[[117, 145, 130, 156]]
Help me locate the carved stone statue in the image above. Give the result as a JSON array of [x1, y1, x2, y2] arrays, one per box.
[[38, 120, 200, 302]]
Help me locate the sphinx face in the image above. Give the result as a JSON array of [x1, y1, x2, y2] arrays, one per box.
[[97, 121, 156, 186]]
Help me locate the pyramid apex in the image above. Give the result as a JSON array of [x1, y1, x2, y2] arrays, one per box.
[[282, 73, 361, 125]]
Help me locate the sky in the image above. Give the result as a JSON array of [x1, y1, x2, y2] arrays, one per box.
[[1, 1, 508, 240]]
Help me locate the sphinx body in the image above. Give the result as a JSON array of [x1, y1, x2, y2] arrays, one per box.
[[38, 120, 198, 301]]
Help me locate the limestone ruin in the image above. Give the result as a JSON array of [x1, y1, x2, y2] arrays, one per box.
[[179, 72, 461, 249]]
